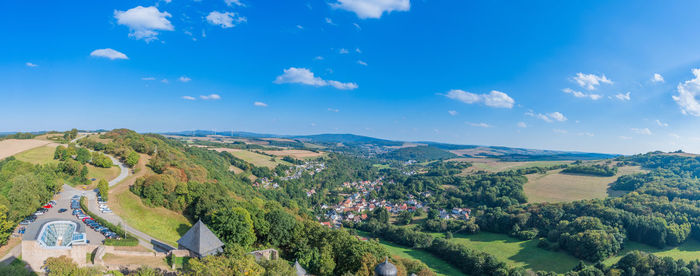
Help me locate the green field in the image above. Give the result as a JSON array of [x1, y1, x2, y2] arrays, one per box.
[[13, 145, 58, 164], [524, 166, 645, 203], [455, 159, 571, 174], [433, 232, 580, 273], [86, 164, 120, 182], [603, 240, 700, 266], [223, 149, 292, 168], [112, 189, 191, 246], [356, 231, 465, 276]]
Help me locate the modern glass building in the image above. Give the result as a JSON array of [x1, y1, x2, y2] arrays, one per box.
[[36, 220, 85, 248]]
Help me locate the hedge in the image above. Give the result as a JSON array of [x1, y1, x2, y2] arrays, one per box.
[[79, 197, 139, 246]]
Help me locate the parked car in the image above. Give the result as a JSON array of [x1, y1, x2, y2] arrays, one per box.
[[17, 227, 26, 234], [58, 208, 68, 213], [49, 200, 57, 205], [101, 209, 112, 213], [42, 204, 52, 209], [19, 220, 30, 225]]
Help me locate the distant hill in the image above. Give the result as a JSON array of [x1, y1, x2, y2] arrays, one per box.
[[378, 146, 457, 162], [162, 130, 618, 161]]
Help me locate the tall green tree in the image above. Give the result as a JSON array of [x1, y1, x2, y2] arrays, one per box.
[[97, 179, 109, 201], [211, 207, 256, 248]]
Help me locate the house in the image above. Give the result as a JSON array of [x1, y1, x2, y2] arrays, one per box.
[[177, 220, 225, 258]]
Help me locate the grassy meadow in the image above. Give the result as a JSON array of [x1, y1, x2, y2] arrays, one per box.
[[13, 144, 58, 164], [432, 232, 581, 274], [213, 148, 292, 168], [523, 166, 645, 203], [356, 231, 465, 276], [603, 240, 700, 266]]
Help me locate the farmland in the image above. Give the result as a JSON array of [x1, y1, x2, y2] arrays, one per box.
[[432, 232, 581, 274], [0, 139, 55, 160], [211, 148, 292, 168], [523, 165, 646, 203], [12, 144, 58, 164], [262, 149, 324, 160], [454, 158, 572, 174]]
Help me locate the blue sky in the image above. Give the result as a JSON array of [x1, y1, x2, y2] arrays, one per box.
[[3, 0, 700, 154]]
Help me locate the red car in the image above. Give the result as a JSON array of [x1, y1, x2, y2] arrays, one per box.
[[82, 217, 93, 222], [42, 204, 53, 209]]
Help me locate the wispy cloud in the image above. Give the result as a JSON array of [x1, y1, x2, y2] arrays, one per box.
[[330, 0, 410, 19], [572, 72, 612, 90], [225, 0, 244, 7], [357, 60, 368, 66], [466, 122, 491, 128], [25, 62, 38, 67], [444, 89, 514, 108], [517, 122, 527, 128], [553, 129, 568, 134], [655, 119, 668, 127], [274, 67, 358, 90], [182, 96, 196, 100], [328, 108, 340, 112], [178, 76, 191, 82], [206, 11, 246, 28], [200, 94, 221, 100], [114, 6, 173, 42], [651, 73, 664, 83], [339, 48, 349, 54], [141, 77, 156, 81], [619, 136, 632, 140], [254, 101, 267, 107], [631, 127, 652, 135], [448, 110, 458, 116], [562, 88, 602, 100], [90, 48, 128, 60], [526, 110, 567, 123], [614, 92, 631, 101]]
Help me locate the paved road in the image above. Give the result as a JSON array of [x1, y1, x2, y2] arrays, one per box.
[[106, 154, 129, 187]]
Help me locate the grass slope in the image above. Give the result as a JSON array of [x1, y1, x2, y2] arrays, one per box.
[[13, 144, 58, 164], [524, 166, 645, 203], [215, 148, 292, 168], [356, 231, 465, 276], [433, 232, 580, 274], [86, 164, 119, 182], [603, 240, 700, 266]]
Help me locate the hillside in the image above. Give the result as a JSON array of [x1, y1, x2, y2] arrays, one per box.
[[378, 145, 457, 162]]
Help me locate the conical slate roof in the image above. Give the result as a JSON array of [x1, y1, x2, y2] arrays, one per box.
[[375, 257, 398, 276], [177, 220, 224, 256], [294, 260, 307, 276]]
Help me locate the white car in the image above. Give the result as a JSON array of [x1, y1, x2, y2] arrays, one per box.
[[101, 209, 112, 213], [99, 204, 108, 208]]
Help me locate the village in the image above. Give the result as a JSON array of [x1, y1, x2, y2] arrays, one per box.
[[318, 179, 472, 229], [254, 161, 326, 189]]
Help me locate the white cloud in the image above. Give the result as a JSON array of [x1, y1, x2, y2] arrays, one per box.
[[206, 11, 246, 28], [619, 136, 632, 140], [578, 132, 594, 137], [330, 0, 410, 19], [615, 91, 631, 101], [161, 79, 169, 84], [178, 76, 191, 82], [517, 122, 527, 128], [328, 108, 340, 112], [274, 67, 358, 90], [339, 48, 349, 54], [296, 25, 304, 30], [445, 89, 514, 108], [669, 133, 680, 139], [357, 60, 368, 66], [631, 128, 652, 135], [254, 101, 267, 107], [355, 48, 362, 53], [553, 129, 567, 134], [90, 48, 128, 60], [562, 88, 602, 100], [673, 69, 700, 116], [526, 110, 567, 123], [325, 17, 335, 25], [652, 73, 664, 83], [200, 94, 221, 100], [141, 77, 156, 81], [114, 6, 173, 42], [655, 119, 668, 127], [448, 110, 458, 116], [225, 0, 244, 6], [314, 56, 324, 60], [572, 72, 612, 90], [466, 122, 491, 128], [353, 23, 361, 30], [25, 62, 38, 67], [182, 96, 196, 100]]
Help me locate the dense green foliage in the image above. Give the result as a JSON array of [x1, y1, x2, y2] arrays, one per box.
[[562, 164, 617, 176], [97, 179, 109, 201]]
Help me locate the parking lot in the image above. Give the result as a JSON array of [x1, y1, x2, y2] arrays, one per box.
[[18, 185, 106, 245]]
